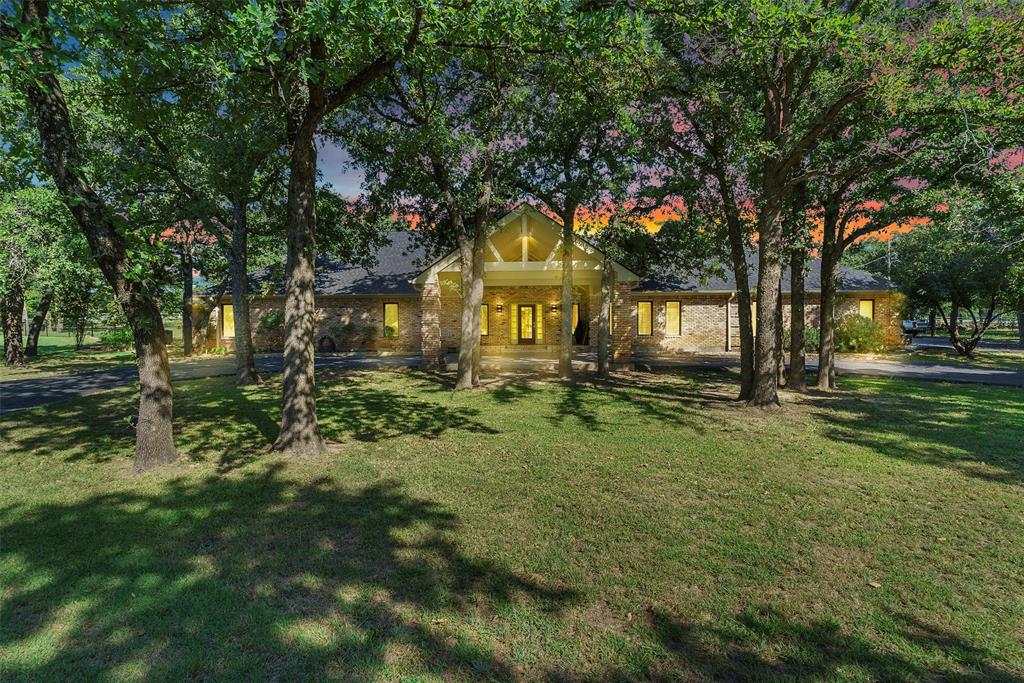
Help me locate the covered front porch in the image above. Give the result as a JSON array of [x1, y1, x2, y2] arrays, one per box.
[[415, 205, 639, 368]]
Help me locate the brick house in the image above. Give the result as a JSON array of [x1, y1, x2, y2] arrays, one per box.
[[205, 205, 900, 364]]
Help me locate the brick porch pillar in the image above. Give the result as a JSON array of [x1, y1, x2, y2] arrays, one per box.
[[420, 281, 443, 369], [611, 279, 633, 366]]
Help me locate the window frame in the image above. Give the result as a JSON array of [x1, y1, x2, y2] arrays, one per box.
[[637, 300, 653, 337], [665, 300, 681, 337], [383, 302, 400, 338], [221, 303, 235, 339], [858, 298, 875, 321]]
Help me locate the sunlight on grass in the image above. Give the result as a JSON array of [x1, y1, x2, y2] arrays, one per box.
[[1, 369, 1022, 680]]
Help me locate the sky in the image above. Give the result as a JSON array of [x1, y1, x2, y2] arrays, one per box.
[[317, 139, 363, 197]]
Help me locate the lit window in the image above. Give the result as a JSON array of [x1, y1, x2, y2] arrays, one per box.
[[480, 304, 488, 336], [221, 304, 235, 339], [510, 304, 518, 342], [665, 301, 681, 336], [572, 303, 579, 332], [383, 303, 399, 337], [859, 299, 875, 320], [535, 303, 543, 341], [637, 301, 653, 336]]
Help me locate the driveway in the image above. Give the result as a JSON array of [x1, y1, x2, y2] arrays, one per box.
[[2, 349, 1021, 415]]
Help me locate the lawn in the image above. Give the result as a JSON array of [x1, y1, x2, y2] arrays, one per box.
[[0, 333, 137, 382], [888, 345, 1024, 370], [2, 369, 1022, 681]]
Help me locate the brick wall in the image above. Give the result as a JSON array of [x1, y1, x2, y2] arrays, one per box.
[[633, 294, 731, 354], [440, 285, 592, 351], [211, 295, 423, 353]]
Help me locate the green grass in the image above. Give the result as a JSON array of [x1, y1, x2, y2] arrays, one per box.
[[0, 333, 136, 382], [887, 345, 1023, 370], [2, 369, 1022, 681], [0, 332, 197, 382]]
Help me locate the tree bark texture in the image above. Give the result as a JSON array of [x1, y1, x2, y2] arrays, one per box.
[[228, 200, 259, 384], [25, 287, 53, 357], [597, 256, 611, 378], [749, 201, 784, 407], [775, 282, 786, 388], [3, 283, 26, 366], [787, 248, 806, 389], [20, 0, 176, 471], [274, 124, 324, 454], [816, 209, 840, 391], [181, 250, 193, 356], [559, 207, 576, 380]]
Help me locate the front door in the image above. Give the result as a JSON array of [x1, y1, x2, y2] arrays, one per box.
[[518, 304, 535, 344]]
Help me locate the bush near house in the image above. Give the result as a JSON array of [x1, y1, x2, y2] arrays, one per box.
[[835, 314, 887, 353], [783, 325, 821, 353]]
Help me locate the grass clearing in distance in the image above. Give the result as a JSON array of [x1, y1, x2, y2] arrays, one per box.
[[1, 369, 1022, 680]]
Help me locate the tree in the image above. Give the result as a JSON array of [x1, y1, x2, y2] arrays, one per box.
[[3, 0, 180, 471], [514, 18, 647, 380], [650, 0, 936, 406], [343, 1, 551, 390], [228, 0, 429, 453], [892, 207, 1019, 355]]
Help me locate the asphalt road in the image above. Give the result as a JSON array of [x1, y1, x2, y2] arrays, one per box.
[[1, 349, 1021, 415]]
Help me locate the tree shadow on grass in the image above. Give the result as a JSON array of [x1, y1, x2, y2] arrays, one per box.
[[802, 377, 1024, 486], [1, 465, 579, 681], [621, 605, 1019, 682]]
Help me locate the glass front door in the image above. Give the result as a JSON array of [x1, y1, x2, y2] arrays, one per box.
[[518, 304, 535, 344]]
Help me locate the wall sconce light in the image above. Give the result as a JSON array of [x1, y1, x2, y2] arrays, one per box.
[[550, 304, 558, 312], [495, 304, 503, 313]]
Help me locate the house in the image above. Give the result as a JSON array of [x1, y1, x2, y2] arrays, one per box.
[[205, 205, 900, 364]]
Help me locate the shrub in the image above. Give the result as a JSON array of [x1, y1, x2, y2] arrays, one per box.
[[834, 314, 886, 353], [783, 325, 821, 353], [361, 325, 379, 344], [99, 328, 133, 350], [257, 311, 284, 333]]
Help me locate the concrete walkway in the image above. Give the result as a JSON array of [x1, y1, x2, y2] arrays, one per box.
[[2, 349, 1021, 415]]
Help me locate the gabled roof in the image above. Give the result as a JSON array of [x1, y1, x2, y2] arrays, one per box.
[[411, 204, 642, 285], [242, 231, 428, 297], [635, 253, 893, 294]]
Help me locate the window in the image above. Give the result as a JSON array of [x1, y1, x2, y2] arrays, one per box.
[[859, 299, 875, 320], [572, 303, 580, 332], [383, 302, 399, 337], [535, 303, 543, 341], [665, 301, 681, 336], [510, 303, 518, 342], [637, 301, 653, 336], [480, 304, 489, 336], [221, 304, 235, 339]]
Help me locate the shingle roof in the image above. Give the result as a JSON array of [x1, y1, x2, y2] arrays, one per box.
[[244, 231, 429, 297], [238, 231, 891, 297], [635, 253, 893, 293]]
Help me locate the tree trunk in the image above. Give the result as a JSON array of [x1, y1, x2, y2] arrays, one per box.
[[559, 208, 576, 380], [455, 234, 484, 391], [725, 219, 754, 400], [229, 200, 259, 385], [816, 209, 840, 391], [787, 249, 806, 390], [598, 255, 611, 378], [1, 299, 7, 361], [1018, 312, 1024, 349], [470, 229, 485, 387], [749, 203, 784, 407], [3, 282, 26, 366], [26, 287, 53, 357], [775, 282, 786, 388], [181, 250, 193, 356], [20, 0, 176, 471], [273, 123, 324, 454]]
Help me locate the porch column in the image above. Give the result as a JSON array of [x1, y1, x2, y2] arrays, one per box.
[[420, 281, 443, 369], [611, 278, 633, 367]]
